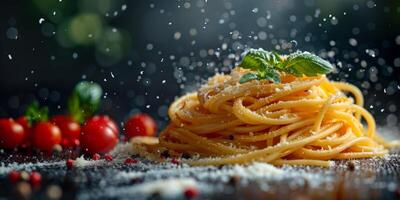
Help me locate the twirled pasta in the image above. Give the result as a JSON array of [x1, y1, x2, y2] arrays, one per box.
[[135, 67, 398, 167]]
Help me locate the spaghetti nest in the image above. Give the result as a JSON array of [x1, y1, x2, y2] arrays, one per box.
[[148, 67, 397, 167]]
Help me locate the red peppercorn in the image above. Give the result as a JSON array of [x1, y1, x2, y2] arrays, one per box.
[[124, 157, 138, 165], [29, 172, 41, 187], [105, 154, 113, 162], [92, 153, 101, 160], [184, 186, 199, 199], [8, 170, 20, 183], [171, 158, 180, 165], [66, 159, 74, 170]]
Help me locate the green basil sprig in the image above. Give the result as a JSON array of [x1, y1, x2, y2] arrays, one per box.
[[239, 48, 333, 84], [67, 81, 102, 123]]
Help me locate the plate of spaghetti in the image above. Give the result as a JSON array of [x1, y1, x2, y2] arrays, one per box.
[[132, 48, 399, 167]]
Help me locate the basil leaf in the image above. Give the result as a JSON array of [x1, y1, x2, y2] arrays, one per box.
[[239, 49, 283, 84], [240, 53, 266, 70], [239, 73, 258, 84], [280, 51, 333, 77], [74, 81, 102, 106], [68, 81, 103, 123], [250, 49, 281, 65], [240, 49, 280, 70], [238, 48, 332, 84], [262, 68, 281, 83]]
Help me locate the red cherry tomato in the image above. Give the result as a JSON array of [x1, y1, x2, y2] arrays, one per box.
[[16, 116, 30, 132], [124, 113, 157, 140], [50, 115, 81, 148], [32, 122, 62, 151], [87, 115, 119, 135], [0, 118, 25, 149], [16, 116, 31, 148], [80, 117, 119, 154]]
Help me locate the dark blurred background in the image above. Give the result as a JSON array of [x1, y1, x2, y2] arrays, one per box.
[[0, 0, 399, 135]]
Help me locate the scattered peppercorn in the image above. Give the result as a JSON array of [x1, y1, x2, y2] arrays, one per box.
[[181, 153, 191, 159], [29, 171, 41, 187], [184, 186, 199, 199], [228, 175, 241, 185], [347, 161, 355, 171], [66, 159, 74, 170], [124, 157, 138, 165], [171, 158, 180, 165], [161, 150, 170, 158], [105, 154, 113, 162], [130, 177, 143, 184], [92, 153, 101, 160]]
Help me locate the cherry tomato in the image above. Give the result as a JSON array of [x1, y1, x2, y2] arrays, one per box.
[[0, 118, 25, 149], [16, 116, 31, 148], [50, 115, 81, 148], [32, 122, 62, 151], [16, 116, 30, 132], [87, 115, 119, 135], [80, 117, 119, 154], [124, 113, 157, 140]]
